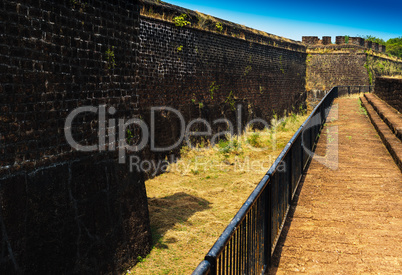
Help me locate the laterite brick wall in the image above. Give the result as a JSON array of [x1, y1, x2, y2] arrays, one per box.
[[307, 53, 369, 91], [375, 77, 402, 112], [307, 51, 402, 91], [1, 0, 141, 169], [0, 0, 151, 273], [137, 7, 307, 160]]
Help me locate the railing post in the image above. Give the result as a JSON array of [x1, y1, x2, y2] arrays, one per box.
[[288, 148, 292, 204], [310, 120, 313, 151], [264, 181, 272, 269]]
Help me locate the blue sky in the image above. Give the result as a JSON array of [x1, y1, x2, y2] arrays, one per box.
[[165, 0, 401, 42]]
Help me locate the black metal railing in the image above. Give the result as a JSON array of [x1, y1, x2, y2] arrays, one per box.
[[192, 86, 342, 275], [337, 85, 373, 96]]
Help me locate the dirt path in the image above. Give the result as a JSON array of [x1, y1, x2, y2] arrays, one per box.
[[271, 97, 402, 274]]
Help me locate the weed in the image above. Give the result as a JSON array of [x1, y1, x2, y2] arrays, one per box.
[[358, 100, 368, 116], [218, 138, 241, 157], [209, 81, 220, 100], [173, 14, 190, 27], [196, 14, 208, 29], [137, 256, 145, 263], [290, 112, 298, 123], [247, 132, 261, 148], [191, 169, 200, 175], [244, 65, 252, 76], [215, 22, 223, 32], [105, 46, 116, 69], [177, 45, 183, 52], [225, 91, 236, 111], [299, 104, 306, 115], [126, 129, 134, 144], [279, 116, 289, 131]]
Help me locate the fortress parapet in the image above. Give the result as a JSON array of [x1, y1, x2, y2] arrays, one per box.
[[303, 36, 386, 52]]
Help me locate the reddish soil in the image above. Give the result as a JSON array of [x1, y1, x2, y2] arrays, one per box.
[[270, 97, 402, 274]]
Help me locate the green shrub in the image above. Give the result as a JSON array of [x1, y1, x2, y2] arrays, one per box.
[[173, 14, 190, 27]]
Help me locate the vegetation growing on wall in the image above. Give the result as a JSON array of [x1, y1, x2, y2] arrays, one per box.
[[215, 22, 223, 32], [173, 13, 190, 27], [209, 81, 220, 99], [225, 91, 236, 110], [105, 46, 116, 69], [364, 56, 374, 85], [365, 54, 402, 84]]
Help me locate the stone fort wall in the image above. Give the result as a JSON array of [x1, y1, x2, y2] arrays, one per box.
[[0, 0, 151, 273]]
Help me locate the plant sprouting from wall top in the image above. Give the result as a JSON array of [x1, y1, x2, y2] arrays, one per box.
[[216, 22, 223, 32], [173, 14, 191, 27]]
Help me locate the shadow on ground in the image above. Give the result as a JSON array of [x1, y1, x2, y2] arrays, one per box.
[[147, 192, 211, 249]]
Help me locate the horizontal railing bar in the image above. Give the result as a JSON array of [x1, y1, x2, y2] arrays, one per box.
[[192, 260, 212, 275]]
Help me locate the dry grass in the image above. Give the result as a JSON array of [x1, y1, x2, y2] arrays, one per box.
[[306, 48, 359, 54], [128, 112, 309, 274]]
